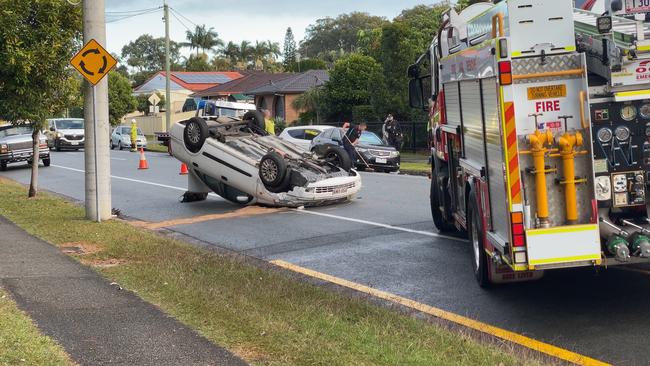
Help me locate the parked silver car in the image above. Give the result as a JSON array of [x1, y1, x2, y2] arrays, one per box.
[[110, 126, 148, 150], [0, 124, 50, 171]]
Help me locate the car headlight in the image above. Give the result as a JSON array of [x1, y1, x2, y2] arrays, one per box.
[[0, 144, 8, 153], [356, 147, 368, 153], [56, 132, 64, 138], [389, 151, 400, 158]]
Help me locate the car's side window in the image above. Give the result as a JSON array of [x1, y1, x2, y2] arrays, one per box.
[[287, 129, 305, 139], [304, 129, 320, 141], [331, 129, 342, 141]]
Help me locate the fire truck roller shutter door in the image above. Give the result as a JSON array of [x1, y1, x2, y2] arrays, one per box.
[[461, 80, 487, 167]]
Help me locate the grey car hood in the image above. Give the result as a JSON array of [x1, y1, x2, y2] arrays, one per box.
[[58, 129, 84, 136]]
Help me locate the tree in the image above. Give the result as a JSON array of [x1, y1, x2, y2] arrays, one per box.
[[292, 87, 326, 123], [285, 58, 328, 72], [108, 72, 137, 126], [121, 34, 181, 85], [300, 13, 388, 59], [184, 53, 212, 71], [182, 25, 223, 56], [323, 54, 383, 121], [0, 0, 81, 197], [283, 27, 297, 68]]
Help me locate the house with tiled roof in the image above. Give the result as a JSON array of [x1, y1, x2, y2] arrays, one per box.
[[191, 72, 293, 103], [245, 70, 329, 124], [133, 71, 243, 112]]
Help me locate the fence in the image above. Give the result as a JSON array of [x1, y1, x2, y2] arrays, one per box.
[[319, 121, 430, 153]]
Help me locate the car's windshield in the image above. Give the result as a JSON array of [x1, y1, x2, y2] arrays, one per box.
[[360, 131, 383, 145], [0, 126, 31, 138], [55, 119, 84, 130], [120, 127, 144, 135]]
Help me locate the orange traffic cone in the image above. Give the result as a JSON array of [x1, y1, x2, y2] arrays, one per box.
[[179, 163, 189, 175], [138, 148, 149, 170]]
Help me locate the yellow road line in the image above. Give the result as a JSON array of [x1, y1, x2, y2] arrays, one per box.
[[143, 206, 285, 230], [271, 259, 610, 366]]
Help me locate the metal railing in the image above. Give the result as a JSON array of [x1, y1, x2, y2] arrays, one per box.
[[319, 121, 429, 152]]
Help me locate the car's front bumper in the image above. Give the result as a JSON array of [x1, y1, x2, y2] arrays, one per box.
[[259, 172, 363, 207], [358, 153, 400, 171], [1, 148, 50, 163], [57, 138, 85, 148]]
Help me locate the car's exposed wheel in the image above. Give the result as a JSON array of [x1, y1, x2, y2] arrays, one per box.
[[243, 111, 266, 134], [325, 146, 352, 172], [259, 152, 288, 188], [118, 141, 123, 150], [0, 161, 6, 171], [468, 189, 490, 288], [184, 117, 209, 153], [43, 157, 51, 167]]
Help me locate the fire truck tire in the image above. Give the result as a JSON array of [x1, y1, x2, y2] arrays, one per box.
[[430, 160, 455, 232], [468, 191, 490, 288]]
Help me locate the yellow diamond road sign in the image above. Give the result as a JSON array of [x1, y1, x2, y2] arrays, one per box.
[[70, 39, 117, 86]]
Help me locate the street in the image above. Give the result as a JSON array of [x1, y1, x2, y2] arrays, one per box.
[[3, 149, 650, 366]]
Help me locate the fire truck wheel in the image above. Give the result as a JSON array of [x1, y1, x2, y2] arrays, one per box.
[[468, 191, 490, 288], [430, 160, 455, 232]]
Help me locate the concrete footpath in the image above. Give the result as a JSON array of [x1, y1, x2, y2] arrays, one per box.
[[0, 216, 246, 366]]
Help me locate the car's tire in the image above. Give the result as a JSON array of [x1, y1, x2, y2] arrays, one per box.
[[259, 152, 288, 188], [184, 117, 209, 153], [110, 141, 115, 150], [325, 146, 352, 172], [55, 140, 61, 152], [468, 189, 490, 288], [118, 141, 123, 150], [43, 157, 51, 167], [243, 111, 266, 133], [0, 161, 6, 171], [430, 157, 456, 233]]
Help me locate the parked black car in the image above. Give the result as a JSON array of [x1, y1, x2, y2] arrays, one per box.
[[310, 128, 400, 173]]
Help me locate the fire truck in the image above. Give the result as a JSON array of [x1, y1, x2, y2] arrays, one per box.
[[408, 0, 650, 287]]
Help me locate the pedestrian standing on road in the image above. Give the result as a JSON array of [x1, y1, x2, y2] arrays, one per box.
[[130, 119, 138, 152], [262, 109, 275, 136], [384, 115, 402, 151], [343, 122, 367, 163]]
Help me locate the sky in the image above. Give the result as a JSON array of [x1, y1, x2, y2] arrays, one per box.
[[105, 0, 439, 57]]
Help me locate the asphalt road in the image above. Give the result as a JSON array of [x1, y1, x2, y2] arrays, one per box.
[[3, 149, 650, 365]]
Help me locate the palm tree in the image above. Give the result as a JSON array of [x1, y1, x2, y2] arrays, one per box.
[[292, 87, 325, 123], [239, 40, 253, 64], [223, 41, 240, 64], [265, 41, 281, 62], [182, 25, 223, 56]]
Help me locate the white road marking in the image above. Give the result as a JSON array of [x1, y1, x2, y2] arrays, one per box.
[[296, 209, 467, 242], [52, 164, 187, 192], [110, 158, 127, 161], [51, 163, 464, 242]]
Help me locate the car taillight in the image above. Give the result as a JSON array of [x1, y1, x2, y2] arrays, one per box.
[[511, 211, 526, 247], [499, 61, 512, 85]]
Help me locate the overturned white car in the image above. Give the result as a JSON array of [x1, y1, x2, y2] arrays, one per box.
[[170, 102, 361, 207]]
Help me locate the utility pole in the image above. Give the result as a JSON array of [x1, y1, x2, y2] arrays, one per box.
[[164, 1, 172, 132], [82, 0, 111, 221]]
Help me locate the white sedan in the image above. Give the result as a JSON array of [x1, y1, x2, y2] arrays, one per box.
[[169, 109, 361, 208], [110, 126, 148, 150], [278, 125, 333, 151]]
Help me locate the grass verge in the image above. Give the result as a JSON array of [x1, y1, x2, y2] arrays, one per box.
[[0, 288, 74, 366], [401, 161, 431, 174], [145, 143, 169, 154], [0, 178, 543, 366]]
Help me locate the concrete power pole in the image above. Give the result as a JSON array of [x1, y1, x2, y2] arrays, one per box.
[[164, 1, 172, 132], [83, 0, 111, 221]]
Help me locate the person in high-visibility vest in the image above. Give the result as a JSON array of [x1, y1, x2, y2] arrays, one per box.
[[262, 109, 275, 135], [130, 119, 138, 152]]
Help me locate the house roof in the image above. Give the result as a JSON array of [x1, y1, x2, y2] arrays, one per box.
[[134, 71, 243, 93], [245, 70, 329, 95], [191, 72, 293, 98]]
